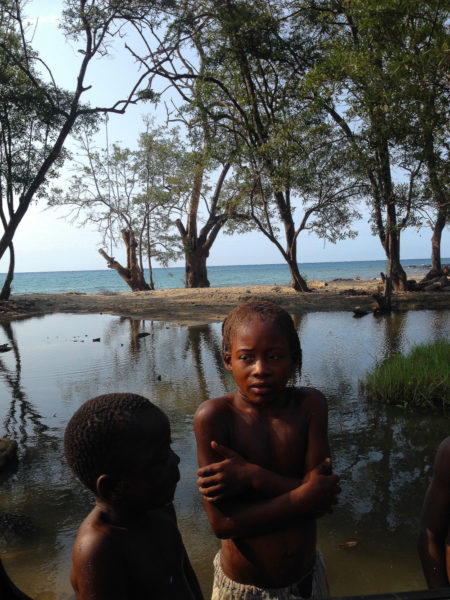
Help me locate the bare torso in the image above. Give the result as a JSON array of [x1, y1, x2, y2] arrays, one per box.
[[195, 387, 329, 587], [71, 505, 196, 599]]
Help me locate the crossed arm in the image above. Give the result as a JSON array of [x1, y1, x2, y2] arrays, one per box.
[[193, 395, 340, 540], [418, 437, 450, 588]]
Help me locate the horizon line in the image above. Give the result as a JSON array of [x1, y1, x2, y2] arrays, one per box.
[[4, 256, 448, 276]]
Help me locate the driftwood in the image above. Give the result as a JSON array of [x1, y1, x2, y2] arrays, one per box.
[[98, 229, 150, 292]]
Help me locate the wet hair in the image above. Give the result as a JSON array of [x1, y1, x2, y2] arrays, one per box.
[[222, 301, 302, 377], [64, 393, 160, 494]]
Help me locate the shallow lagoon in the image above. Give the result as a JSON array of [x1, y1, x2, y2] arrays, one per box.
[[0, 310, 449, 599]]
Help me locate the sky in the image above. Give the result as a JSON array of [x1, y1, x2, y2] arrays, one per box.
[[2, 2, 448, 273]]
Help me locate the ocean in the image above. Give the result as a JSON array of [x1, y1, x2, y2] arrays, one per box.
[[3, 258, 446, 295]]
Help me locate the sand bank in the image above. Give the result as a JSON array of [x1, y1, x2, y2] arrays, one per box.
[[0, 278, 449, 325]]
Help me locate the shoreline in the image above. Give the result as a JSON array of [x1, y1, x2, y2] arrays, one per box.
[[1, 279, 449, 324]]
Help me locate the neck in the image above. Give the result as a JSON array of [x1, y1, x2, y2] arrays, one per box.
[[235, 388, 290, 413], [94, 498, 141, 527]]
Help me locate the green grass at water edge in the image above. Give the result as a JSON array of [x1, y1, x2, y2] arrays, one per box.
[[361, 340, 450, 412]]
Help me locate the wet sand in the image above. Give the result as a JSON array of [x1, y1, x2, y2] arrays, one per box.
[[1, 279, 449, 324]]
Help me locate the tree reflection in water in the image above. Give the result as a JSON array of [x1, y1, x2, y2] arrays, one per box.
[[0, 322, 50, 443]]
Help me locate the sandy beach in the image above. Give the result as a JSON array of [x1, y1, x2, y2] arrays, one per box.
[[1, 278, 449, 324]]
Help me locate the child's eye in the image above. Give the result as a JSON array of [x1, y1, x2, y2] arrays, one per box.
[[238, 354, 252, 362]]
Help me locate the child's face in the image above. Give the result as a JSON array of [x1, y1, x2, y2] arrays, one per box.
[[118, 409, 180, 511], [224, 317, 292, 405]]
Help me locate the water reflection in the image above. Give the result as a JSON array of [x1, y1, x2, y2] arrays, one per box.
[[379, 311, 407, 357], [0, 310, 448, 598], [0, 322, 56, 452]]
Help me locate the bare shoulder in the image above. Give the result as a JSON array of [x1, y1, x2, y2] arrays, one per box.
[[70, 510, 128, 599], [436, 436, 450, 460], [73, 509, 121, 565], [193, 394, 234, 429], [433, 437, 450, 485], [292, 386, 327, 413]]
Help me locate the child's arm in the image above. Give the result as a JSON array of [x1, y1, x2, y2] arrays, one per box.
[[197, 390, 332, 503], [197, 441, 303, 501], [418, 437, 450, 588], [71, 532, 127, 600], [199, 457, 339, 540], [194, 396, 340, 539]]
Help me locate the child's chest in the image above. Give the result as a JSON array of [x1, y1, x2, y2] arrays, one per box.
[[121, 519, 191, 599], [229, 409, 309, 475]]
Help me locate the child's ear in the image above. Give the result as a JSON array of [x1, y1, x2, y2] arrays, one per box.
[[224, 353, 233, 372], [96, 474, 117, 502]]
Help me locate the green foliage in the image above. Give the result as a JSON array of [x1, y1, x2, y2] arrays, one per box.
[[0, 0, 178, 282], [49, 123, 187, 269], [0, 4, 72, 202], [361, 340, 450, 412], [165, 0, 364, 290], [306, 0, 449, 224]]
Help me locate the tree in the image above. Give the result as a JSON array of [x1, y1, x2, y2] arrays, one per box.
[[300, 0, 449, 294], [51, 125, 184, 290], [0, 1, 70, 298], [155, 0, 362, 291], [385, 1, 449, 276], [0, 0, 171, 298], [135, 33, 240, 288], [232, 123, 363, 277]]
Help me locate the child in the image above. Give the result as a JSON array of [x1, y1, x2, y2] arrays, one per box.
[[194, 301, 340, 599], [418, 436, 450, 588], [64, 393, 203, 600]]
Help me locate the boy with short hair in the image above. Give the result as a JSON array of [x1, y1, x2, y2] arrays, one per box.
[[65, 392, 203, 600], [194, 301, 340, 599], [418, 436, 450, 588]]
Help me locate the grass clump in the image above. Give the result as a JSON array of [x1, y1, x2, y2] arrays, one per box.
[[361, 340, 450, 412]]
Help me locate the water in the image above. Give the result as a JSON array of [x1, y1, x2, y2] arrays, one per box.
[[3, 258, 447, 295], [0, 310, 449, 598]]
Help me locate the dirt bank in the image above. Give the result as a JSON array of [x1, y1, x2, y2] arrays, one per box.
[[0, 279, 449, 325]]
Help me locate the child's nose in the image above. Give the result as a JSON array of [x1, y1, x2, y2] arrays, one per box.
[[253, 358, 269, 374]]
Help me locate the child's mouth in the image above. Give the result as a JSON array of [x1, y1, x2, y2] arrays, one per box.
[[250, 385, 271, 395]]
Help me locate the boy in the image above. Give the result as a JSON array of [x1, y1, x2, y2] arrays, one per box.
[[418, 436, 450, 588], [64, 393, 203, 600], [194, 301, 340, 599]]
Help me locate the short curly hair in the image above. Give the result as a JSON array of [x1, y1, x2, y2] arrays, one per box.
[[64, 393, 160, 494], [222, 301, 302, 377]]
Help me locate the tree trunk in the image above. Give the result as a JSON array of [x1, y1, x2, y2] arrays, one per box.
[[0, 242, 14, 300], [185, 246, 210, 288], [147, 255, 155, 290], [286, 255, 309, 292], [385, 203, 407, 292], [99, 229, 150, 291], [280, 196, 309, 292], [175, 161, 230, 289], [423, 116, 448, 278], [428, 208, 446, 277], [146, 219, 155, 290]]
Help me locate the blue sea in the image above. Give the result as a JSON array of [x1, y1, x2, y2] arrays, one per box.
[[3, 258, 446, 295]]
